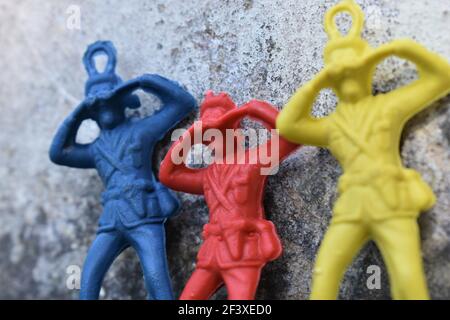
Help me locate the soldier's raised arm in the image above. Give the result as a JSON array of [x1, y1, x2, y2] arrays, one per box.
[[136, 74, 197, 138], [242, 100, 299, 161], [378, 39, 450, 121], [159, 124, 205, 195], [49, 98, 96, 169], [276, 70, 331, 147]]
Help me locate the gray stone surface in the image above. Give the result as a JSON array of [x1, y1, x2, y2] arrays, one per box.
[[0, 0, 449, 299]]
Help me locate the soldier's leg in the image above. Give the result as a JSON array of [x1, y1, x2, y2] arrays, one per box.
[[180, 268, 223, 300], [372, 218, 429, 300], [222, 266, 262, 300], [127, 223, 174, 300], [310, 222, 369, 300], [80, 231, 128, 299]]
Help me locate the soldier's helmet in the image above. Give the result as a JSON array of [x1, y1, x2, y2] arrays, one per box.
[[323, 0, 371, 65], [83, 41, 140, 109]]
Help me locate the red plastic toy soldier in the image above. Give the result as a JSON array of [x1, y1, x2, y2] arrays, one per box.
[[159, 91, 299, 299]]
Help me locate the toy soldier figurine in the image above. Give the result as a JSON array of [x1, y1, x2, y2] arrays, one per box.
[[277, 0, 450, 299], [49, 41, 196, 299], [159, 91, 298, 299]]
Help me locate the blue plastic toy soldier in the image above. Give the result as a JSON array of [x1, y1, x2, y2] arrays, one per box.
[[49, 41, 196, 299]]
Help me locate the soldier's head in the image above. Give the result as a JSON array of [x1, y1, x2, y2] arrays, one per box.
[[323, 0, 373, 103], [200, 91, 240, 130], [83, 41, 140, 129], [199, 91, 244, 160]]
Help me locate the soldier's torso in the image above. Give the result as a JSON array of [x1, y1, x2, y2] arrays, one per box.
[[93, 120, 153, 187], [327, 95, 435, 222], [197, 161, 282, 269], [328, 95, 400, 171], [203, 162, 266, 224], [92, 119, 177, 231]]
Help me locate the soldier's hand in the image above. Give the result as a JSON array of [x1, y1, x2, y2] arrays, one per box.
[[96, 90, 116, 102], [201, 118, 219, 130], [326, 62, 345, 78], [84, 96, 97, 107], [74, 96, 97, 119]]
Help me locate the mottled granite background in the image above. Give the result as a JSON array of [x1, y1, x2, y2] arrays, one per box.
[[0, 0, 449, 299]]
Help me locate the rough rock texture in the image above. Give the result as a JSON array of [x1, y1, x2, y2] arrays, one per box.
[[0, 0, 449, 299]]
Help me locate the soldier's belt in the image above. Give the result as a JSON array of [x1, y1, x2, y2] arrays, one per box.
[[339, 165, 417, 192], [202, 219, 273, 238], [337, 165, 435, 212]]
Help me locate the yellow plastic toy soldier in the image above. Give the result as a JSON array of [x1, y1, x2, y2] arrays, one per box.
[[276, 0, 450, 299]]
